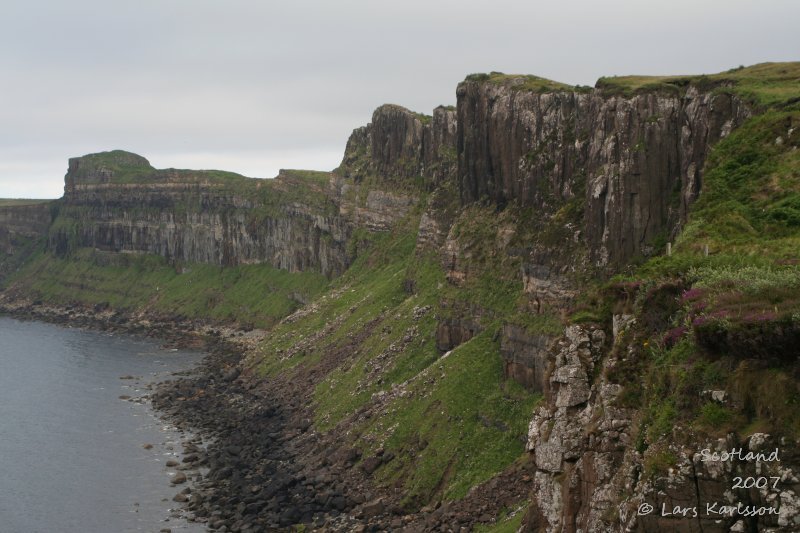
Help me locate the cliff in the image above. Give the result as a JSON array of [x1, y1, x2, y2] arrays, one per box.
[[2, 62, 799, 532], [0, 201, 52, 251], [52, 154, 328, 277], [338, 103, 458, 188], [0, 200, 53, 279], [457, 74, 751, 268]]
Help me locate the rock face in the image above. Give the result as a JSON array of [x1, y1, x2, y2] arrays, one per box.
[[525, 324, 634, 532], [0, 203, 52, 254], [499, 324, 554, 392], [49, 149, 426, 277], [7, 77, 751, 283], [338, 104, 457, 188], [53, 156, 355, 277], [523, 320, 800, 532], [456, 79, 751, 267]]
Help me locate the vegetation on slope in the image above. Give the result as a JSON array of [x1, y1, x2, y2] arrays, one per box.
[[597, 61, 800, 106], [252, 213, 541, 508], [4, 247, 328, 329], [466, 63, 800, 105], [577, 102, 800, 476]]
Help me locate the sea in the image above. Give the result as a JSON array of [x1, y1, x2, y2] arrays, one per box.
[[0, 316, 206, 533]]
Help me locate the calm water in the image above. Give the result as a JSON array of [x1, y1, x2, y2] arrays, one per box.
[[0, 317, 206, 533]]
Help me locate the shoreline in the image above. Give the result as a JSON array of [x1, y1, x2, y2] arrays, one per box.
[[0, 296, 536, 532], [0, 312, 207, 532], [0, 297, 382, 531]]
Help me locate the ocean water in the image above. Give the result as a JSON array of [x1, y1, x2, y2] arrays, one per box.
[[0, 317, 206, 533]]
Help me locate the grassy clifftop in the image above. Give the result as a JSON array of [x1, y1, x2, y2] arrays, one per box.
[[597, 61, 800, 105], [465, 62, 800, 106]]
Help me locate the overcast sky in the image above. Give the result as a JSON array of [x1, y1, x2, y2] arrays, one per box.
[[1, 0, 797, 198]]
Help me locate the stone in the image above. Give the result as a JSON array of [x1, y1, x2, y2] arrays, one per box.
[[612, 314, 636, 340], [499, 324, 554, 391], [362, 498, 385, 518]]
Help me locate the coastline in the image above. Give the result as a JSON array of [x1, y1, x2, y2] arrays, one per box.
[[0, 296, 381, 531], [0, 312, 206, 532], [0, 295, 536, 532]]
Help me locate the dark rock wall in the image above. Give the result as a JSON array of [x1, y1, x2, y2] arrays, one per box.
[[338, 104, 458, 188], [456, 81, 751, 267], [499, 324, 554, 392]]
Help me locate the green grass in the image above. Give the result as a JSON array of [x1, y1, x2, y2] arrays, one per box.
[[413, 111, 432, 125], [6, 248, 328, 328], [465, 72, 579, 93], [465, 63, 800, 106], [256, 223, 425, 377], [606, 105, 800, 447], [249, 210, 542, 508], [68, 150, 155, 183], [277, 169, 331, 186], [597, 62, 800, 107], [0, 199, 53, 206], [631, 108, 800, 279], [366, 327, 540, 506]]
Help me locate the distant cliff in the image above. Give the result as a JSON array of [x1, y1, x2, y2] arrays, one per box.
[[0, 201, 53, 279], [0, 202, 52, 251], [50, 150, 421, 278]]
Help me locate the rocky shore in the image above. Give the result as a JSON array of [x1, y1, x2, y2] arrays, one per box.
[[0, 296, 534, 532]]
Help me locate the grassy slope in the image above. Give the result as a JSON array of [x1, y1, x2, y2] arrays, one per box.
[[4, 247, 328, 329], [253, 213, 541, 508]]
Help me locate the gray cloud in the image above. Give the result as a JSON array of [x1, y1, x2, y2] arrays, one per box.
[[1, 0, 797, 198]]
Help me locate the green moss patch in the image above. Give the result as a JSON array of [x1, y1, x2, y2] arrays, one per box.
[[6, 248, 327, 328]]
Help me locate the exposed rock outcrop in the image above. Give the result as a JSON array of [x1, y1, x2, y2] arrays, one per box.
[[338, 104, 457, 188], [53, 151, 421, 277], [456, 79, 751, 268], [500, 324, 555, 392], [55, 175, 351, 277], [524, 320, 800, 532]]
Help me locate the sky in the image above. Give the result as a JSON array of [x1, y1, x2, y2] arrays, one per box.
[[1, 0, 797, 199]]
